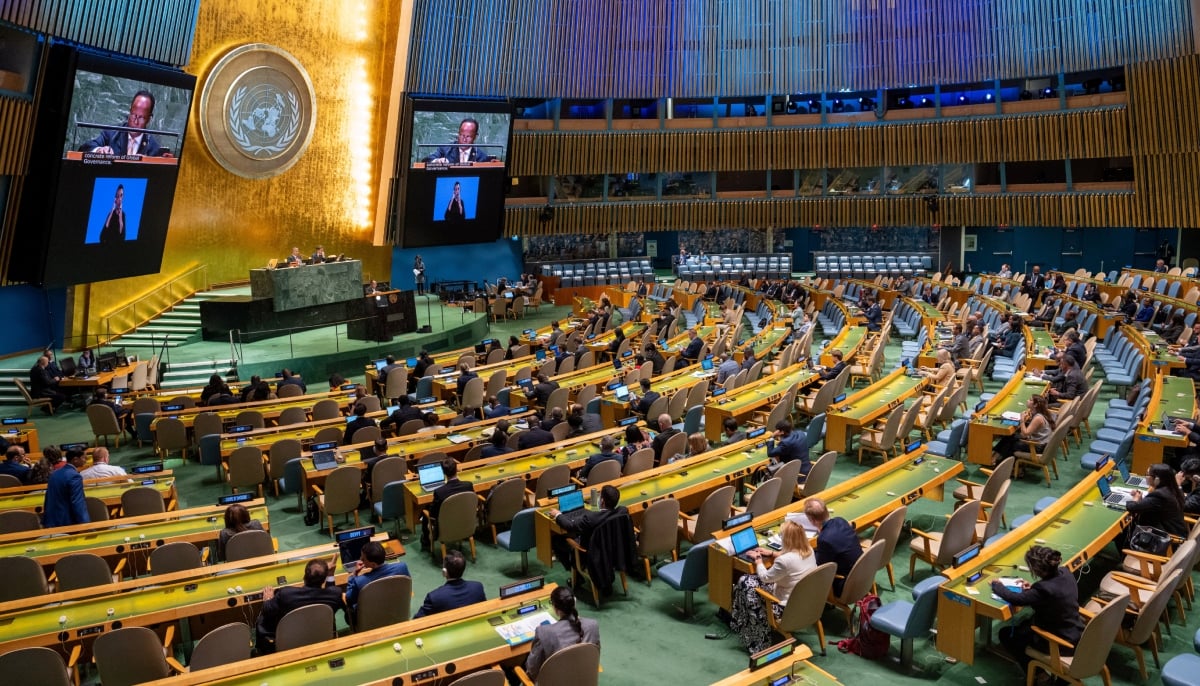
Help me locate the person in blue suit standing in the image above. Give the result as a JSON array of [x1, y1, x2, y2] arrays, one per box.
[[43, 448, 89, 527]]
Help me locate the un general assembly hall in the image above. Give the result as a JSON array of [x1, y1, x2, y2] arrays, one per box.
[[6, 1, 1200, 685]]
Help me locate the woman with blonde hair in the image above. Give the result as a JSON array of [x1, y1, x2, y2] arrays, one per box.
[[729, 520, 816, 652]]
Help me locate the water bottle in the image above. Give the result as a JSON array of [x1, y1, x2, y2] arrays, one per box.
[[590, 488, 599, 508]]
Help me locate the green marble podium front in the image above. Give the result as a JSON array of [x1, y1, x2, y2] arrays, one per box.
[[249, 260, 364, 312]]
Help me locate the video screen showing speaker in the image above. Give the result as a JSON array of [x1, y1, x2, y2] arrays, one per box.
[[397, 98, 512, 249], [10, 44, 195, 286]]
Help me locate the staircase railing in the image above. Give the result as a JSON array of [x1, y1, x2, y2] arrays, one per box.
[[100, 263, 209, 347]]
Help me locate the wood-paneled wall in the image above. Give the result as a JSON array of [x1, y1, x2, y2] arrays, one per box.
[[509, 108, 1131, 175], [1, 0, 200, 67], [406, 0, 1194, 99]]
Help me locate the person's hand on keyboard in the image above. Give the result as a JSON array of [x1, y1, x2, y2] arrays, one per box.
[[548, 509, 561, 518]]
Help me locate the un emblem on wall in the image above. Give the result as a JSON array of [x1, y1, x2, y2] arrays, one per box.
[[199, 44, 316, 179]]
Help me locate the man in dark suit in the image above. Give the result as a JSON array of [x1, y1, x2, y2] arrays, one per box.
[[285, 247, 304, 267], [278, 368, 306, 393], [483, 395, 510, 419], [650, 413, 679, 466], [414, 550, 486, 617], [548, 485, 627, 575], [766, 419, 811, 478], [580, 436, 624, 481], [530, 373, 559, 407], [818, 349, 846, 381], [1021, 265, 1046, 303], [681, 329, 704, 363], [0, 446, 30, 483], [98, 184, 127, 243], [343, 403, 377, 445], [42, 449, 89, 528], [720, 417, 747, 445], [90, 387, 135, 438], [629, 378, 660, 417], [863, 297, 883, 332], [344, 541, 410, 624], [480, 430, 511, 458], [29, 355, 65, 411], [79, 90, 173, 158], [421, 458, 474, 550], [517, 423, 555, 450], [379, 394, 425, 434], [310, 245, 327, 264], [409, 351, 436, 393], [255, 559, 345, 654], [644, 343, 667, 376], [805, 497, 862, 595], [424, 118, 495, 164], [1046, 354, 1087, 402]]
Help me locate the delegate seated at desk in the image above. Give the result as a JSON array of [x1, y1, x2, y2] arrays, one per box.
[[413, 550, 485, 618], [256, 559, 345, 654], [79, 91, 173, 158], [547, 485, 626, 581], [523, 586, 601, 681], [989, 545, 1084, 672], [345, 541, 410, 623]]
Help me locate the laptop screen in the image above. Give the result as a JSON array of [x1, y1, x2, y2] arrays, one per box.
[[730, 526, 759, 556], [517, 377, 534, 388], [418, 462, 445, 488], [374, 359, 388, 372], [613, 385, 630, 400], [535, 349, 546, 361], [1097, 478, 1113, 498], [1116, 458, 1131, 482], [336, 526, 375, 567], [558, 490, 585, 513], [701, 358, 714, 371], [406, 357, 418, 367], [312, 450, 337, 469]]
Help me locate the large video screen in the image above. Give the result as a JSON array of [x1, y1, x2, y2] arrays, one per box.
[[397, 99, 512, 248], [10, 45, 195, 286]]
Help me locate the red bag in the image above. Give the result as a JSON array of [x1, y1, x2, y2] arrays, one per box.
[[835, 594, 889, 659]]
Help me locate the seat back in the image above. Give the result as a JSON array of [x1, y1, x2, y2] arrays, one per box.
[[383, 367, 409, 401], [690, 485, 734, 542], [777, 562, 837, 633], [501, 507, 539, 553], [1063, 592, 1129, 679], [535, 642, 600, 686], [155, 417, 188, 452], [451, 669, 506, 686], [0, 555, 47, 601], [896, 573, 948, 638], [461, 376, 485, 411], [485, 478, 527, 528], [349, 424, 382, 445], [85, 496, 110, 522], [313, 425, 344, 444], [585, 459, 622, 486], [745, 477, 781, 518], [636, 497, 680, 559], [235, 410, 266, 428], [228, 446, 265, 492], [870, 505, 908, 567], [660, 431, 689, 463], [936, 500, 981, 566], [275, 604, 336, 652], [979, 481, 1010, 542], [535, 464, 571, 500], [225, 530, 274, 562], [86, 403, 121, 436], [435, 491, 479, 547], [275, 383, 303, 398], [397, 418, 425, 436], [0, 509, 41, 533], [94, 627, 171, 685], [644, 395, 669, 421], [188, 622, 252, 671], [268, 438, 302, 480], [798, 451, 836, 498], [544, 387, 569, 413], [323, 466, 363, 516], [356, 574, 413, 631], [121, 486, 165, 516], [193, 412, 224, 439], [311, 399, 342, 421], [0, 646, 70, 686], [370, 456, 407, 504], [837, 540, 887, 605], [1125, 569, 1182, 646], [277, 407, 308, 426], [54, 553, 114, 591], [150, 541, 203, 574], [623, 448, 654, 476]]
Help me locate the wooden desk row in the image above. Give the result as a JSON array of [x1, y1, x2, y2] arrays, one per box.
[[936, 469, 1128, 664], [535, 438, 772, 567], [704, 363, 820, 442], [0, 472, 176, 517], [707, 447, 962, 610], [1132, 373, 1196, 474], [824, 366, 928, 453]]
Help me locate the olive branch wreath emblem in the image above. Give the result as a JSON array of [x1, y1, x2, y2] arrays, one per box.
[[227, 86, 301, 157]]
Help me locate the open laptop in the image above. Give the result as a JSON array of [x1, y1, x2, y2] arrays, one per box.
[[417, 462, 446, 493], [701, 357, 714, 371], [336, 526, 375, 571], [555, 488, 588, 529], [1116, 458, 1148, 488], [312, 450, 338, 471], [1097, 477, 1136, 509], [613, 384, 630, 401], [729, 525, 761, 562]]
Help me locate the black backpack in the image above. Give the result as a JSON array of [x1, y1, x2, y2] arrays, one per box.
[[304, 495, 320, 526]]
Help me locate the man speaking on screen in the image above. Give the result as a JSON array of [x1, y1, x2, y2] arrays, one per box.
[[80, 90, 174, 158], [424, 118, 493, 165]]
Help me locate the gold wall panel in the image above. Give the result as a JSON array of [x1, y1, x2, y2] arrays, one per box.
[[79, 0, 402, 335], [510, 108, 1129, 177], [0, 94, 33, 175]]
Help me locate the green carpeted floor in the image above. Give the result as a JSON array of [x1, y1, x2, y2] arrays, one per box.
[[14, 299, 1198, 685]]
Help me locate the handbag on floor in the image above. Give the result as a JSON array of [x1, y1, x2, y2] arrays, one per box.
[[1128, 525, 1171, 555]]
